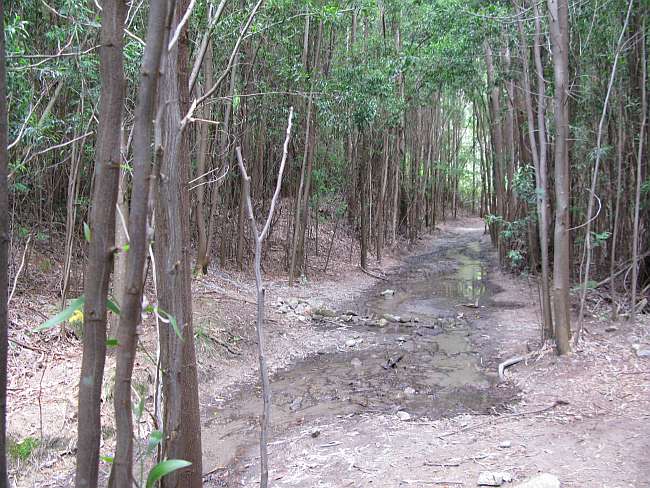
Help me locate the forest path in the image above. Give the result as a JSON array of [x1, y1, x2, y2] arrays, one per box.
[[202, 219, 522, 485]]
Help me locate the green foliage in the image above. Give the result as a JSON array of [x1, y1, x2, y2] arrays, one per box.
[[507, 249, 524, 268], [146, 460, 192, 488], [8, 437, 40, 462], [591, 231, 611, 248], [513, 165, 537, 205]]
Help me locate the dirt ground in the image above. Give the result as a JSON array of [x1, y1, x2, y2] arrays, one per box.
[[6, 218, 650, 487]]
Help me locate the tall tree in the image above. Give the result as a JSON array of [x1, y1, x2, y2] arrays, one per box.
[[0, 0, 9, 483], [75, 1, 127, 486], [155, 0, 203, 485], [109, 0, 171, 484], [548, 0, 571, 354]]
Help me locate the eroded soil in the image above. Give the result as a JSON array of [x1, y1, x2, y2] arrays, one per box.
[[202, 220, 650, 488], [7, 218, 649, 487]]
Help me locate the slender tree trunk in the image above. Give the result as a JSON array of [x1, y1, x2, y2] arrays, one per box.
[[156, 1, 203, 485], [111, 147, 129, 339], [516, 0, 554, 339], [0, 1, 9, 482], [376, 131, 389, 262], [75, 1, 127, 486], [609, 94, 625, 317], [533, 0, 553, 340], [195, 40, 214, 274], [631, 19, 647, 322], [109, 0, 170, 484], [548, 0, 571, 355]]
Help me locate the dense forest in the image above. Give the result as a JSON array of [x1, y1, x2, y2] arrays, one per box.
[[0, 0, 648, 486]]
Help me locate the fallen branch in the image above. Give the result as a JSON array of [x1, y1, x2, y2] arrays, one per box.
[[498, 355, 525, 381], [436, 400, 569, 439], [360, 266, 389, 281]]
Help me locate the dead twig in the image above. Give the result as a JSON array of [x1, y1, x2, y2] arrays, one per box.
[[235, 107, 294, 488], [8, 235, 31, 304], [436, 400, 569, 439]]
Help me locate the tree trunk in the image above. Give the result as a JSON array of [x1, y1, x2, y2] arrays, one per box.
[[631, 19, 647, 322], [75, 1, 126, 486], [195, 40, 214, 274], [516, 0, 554, 340], [0, 1, 9, 482], [548, 0, 572, 355], [108, 0, 169, 484], [155, 1, 203, 485]]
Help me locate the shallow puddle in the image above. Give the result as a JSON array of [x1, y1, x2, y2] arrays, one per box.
[[202, 232, 512, 472]]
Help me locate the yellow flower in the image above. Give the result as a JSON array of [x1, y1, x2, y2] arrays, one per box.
[[69, 309, 84, 326]]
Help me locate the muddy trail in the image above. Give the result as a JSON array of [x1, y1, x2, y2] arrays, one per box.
[[202, 224, 520, 482]]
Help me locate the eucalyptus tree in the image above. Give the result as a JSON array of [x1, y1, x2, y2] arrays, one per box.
[[0, 0, 9, 483], [75, 1, 127, 486]]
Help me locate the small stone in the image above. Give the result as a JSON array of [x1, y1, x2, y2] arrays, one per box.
[[311, 430, 321, 438], [289, 397, 302, 411], [512, 474, 560, 488], [345, 339, 357, 348], [404, 387, 416, 397], [382, 313, 401, 323], [396, 411, 411, 421], [378, 318, 389, 327], [287, 298, 299, 308], [498, 440, 512, 449], [636, 349, 650, 358], [605, 326, 618, 332], [477, 471, 511, 486], [313, 306, 338, 318], [351, 358, 362, 368], [399, 316, 418, 323], [381, 289, 396, 297]]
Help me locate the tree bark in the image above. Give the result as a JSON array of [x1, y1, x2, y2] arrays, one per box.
[[109, 0, 170, 484], [631, 18, 647, 322], [548, 0, 572, 355], [75, 1, 127, 486], [0, 1, 9, 482], [156, 1, 203, 485]]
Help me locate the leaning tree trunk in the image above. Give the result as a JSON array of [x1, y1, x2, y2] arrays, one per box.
[[548, 0, 571, 355], [0, 1, 9, 483], [75, 1, 127, 486], [155, 1, 203, 486]]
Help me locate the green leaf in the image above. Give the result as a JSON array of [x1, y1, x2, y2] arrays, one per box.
[[146, 430, 163, 455], [146, 460, 192, 488], [83, 222, 91, 243], [33, 296, 85, 332], [106, 339, 119, 348], [122, 243, 130, 252], [107, 298, 121, 315], [100, 455, 114, 464], [157, 309, 183, 341]]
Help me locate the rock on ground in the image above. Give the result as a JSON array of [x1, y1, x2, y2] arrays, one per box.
[[512, 474, 560, 488]]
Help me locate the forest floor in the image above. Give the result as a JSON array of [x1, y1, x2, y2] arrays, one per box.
[[5, 218, 650, 487]]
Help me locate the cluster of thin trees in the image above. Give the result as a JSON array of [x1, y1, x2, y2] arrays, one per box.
[[480, 0, 648, 354]]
